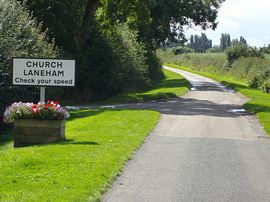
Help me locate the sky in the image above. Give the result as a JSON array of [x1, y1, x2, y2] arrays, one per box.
[[185, 0, 270, 47]]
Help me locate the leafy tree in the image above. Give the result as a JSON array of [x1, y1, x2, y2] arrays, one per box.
[[220, 33, 231, 50], [19, 0, 225, 101], [0, 0, 58, 130], [239, 36, 247, 45], [260, 44, 270, 54], [98, 0, 225, 48], [226, 43, 264, 65], [231, 36, 247, 46], [188, 33, 212, 53]]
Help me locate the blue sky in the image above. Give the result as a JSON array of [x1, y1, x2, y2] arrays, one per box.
[[185, 0, 270, 47]]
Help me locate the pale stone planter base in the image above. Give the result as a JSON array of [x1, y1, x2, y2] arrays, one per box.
[[14, 119, 65, 147]]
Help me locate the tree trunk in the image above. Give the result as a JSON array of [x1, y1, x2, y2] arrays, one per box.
[[78, 0, 99, 50]]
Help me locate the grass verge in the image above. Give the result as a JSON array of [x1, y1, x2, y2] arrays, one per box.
[[0, 109, 160, 201], [165, 63, 270, 135], [99, 69, 190, 104]]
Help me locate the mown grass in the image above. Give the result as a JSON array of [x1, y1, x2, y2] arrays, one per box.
[[100, 69, 190, 104], [165, 64, 270, 135], [0, 109, 160, 201]]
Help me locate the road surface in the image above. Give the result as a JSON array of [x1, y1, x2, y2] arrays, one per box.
[[102, 66, 270, 202]]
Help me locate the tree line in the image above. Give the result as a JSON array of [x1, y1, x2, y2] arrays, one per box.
[[0, 0, 225, 130]]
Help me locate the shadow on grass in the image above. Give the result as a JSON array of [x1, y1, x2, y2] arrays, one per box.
[[68, 110, 106, 121], [0, 129, 13, 148], [0, 110, 103, 148], [58, 139, 99, 146], [155, 78, 190, 89], [220, 80, 250, 90], [220, 81, 270, 114], [103, 78, 190, 104], [244, 103, 270, 114]]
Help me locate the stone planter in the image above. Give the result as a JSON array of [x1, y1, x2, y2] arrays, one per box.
[[14, 119, 65, 147]]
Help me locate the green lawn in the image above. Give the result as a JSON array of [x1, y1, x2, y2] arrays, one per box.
[[100, 69, 190, 104], [0, 109, 160, 201], [166, 63, 270, 135]]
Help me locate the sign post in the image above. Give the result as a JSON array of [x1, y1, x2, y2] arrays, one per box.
[[12, 58, 76, 102], [40, 87, 46, 102]]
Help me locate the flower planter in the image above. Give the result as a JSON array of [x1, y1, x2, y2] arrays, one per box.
[[14, 119, 65, 147]]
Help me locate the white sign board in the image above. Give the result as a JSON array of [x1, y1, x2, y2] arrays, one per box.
[[13, 58, 75, 86]]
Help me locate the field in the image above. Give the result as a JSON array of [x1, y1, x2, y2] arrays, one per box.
[[158, 50, 270, 93]]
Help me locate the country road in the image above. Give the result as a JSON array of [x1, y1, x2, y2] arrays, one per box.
[[102, 66, 270, 202]]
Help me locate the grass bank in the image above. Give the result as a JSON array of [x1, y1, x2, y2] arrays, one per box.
[[100, 69, 190, 104], [0, 109, 160, 201], [165, 64, 270, 135]]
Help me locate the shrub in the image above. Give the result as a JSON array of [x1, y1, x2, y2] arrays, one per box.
[[108, 24, 150, 91], [226, 43, 248, 64], [226, 43, 264, 65], [0, 0, 58, 130], [249, 69, 270, 93], [172, 46, 194, 54], [230, 57, 270, 81]]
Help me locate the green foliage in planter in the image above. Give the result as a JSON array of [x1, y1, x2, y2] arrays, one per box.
[[3, 101, 69, 123]]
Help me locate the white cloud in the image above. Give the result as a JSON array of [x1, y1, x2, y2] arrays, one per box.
[[185, 0, 270, 46], [219, 18, 239, 31]]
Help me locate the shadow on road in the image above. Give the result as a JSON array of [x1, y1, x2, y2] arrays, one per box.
[[117, 97, 249, 118]]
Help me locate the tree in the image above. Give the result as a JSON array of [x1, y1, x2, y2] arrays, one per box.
[[226, 43, 263, 65], [19, 0, 225, 100], [188, 33, 212, 53], [239, 36, 247, 45], [98, 0, 225, 48], [0, 0, 58, 130], [220, 33, 231, 50], [231, 36, 247, 46]]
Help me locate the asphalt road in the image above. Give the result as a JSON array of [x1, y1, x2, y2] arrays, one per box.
[[102, 66, 270, 202]]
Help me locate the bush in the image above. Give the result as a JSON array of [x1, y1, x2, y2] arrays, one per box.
[[172, 46, 194, 54], [249, 69, 270, 93], [226, 43, 264, 65], [109, 24, 150, 91], [230, 57, 270, 93], [230, 57, 270, 81], [0, 0, 58, 130], [62, 23, 156, 102]]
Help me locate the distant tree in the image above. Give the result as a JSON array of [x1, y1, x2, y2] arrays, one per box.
[[220, 33, 231, 50], [239, 36, 247, 45], [232, 36, 247, 46], [188, 33, 212, 53], [260, 44, 270, 54]]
